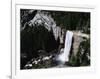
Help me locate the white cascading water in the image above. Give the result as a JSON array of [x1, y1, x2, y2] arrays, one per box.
[[57, 31, 73, 64]]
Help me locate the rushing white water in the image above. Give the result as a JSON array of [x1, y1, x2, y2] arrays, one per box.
[[57, 31, 73, 64]]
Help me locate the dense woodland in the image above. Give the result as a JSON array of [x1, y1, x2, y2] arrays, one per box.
[[20, 9, 90, 69]]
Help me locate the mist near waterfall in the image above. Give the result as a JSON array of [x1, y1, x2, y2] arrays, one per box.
[[56, 31, 73, 66]]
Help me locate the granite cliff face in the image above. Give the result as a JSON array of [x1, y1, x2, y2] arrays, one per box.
[[21, 10, 65, 44]]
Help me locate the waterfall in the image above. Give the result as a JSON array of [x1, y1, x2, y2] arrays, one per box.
[[57, 31, 73, 64]]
